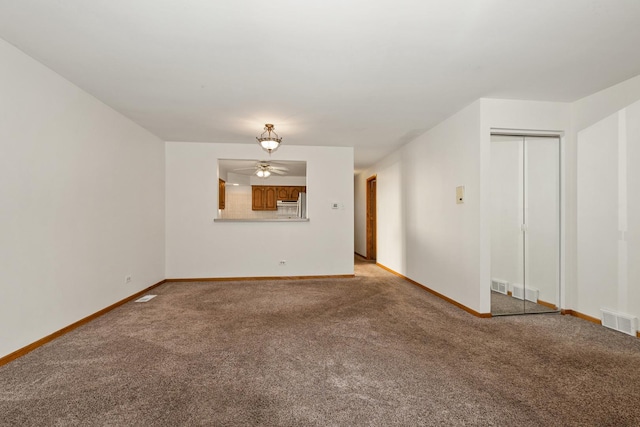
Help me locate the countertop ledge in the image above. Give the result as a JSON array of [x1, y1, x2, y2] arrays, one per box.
[[214, 218, 310, 222]]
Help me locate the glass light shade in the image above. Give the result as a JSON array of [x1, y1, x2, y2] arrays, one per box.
[[259, 139, 280, 151], [256, 169, 271, 178]]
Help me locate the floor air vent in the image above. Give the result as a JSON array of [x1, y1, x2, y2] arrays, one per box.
[[135, 295, 157, 303], [601, 309, 637, 336], [491, 279, 508, 295]]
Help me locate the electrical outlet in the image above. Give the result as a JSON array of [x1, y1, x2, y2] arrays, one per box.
[[125, 275, 132, 284], [279, 260, 286, 266]]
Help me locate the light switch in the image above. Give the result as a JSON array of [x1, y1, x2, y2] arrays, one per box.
[[331, 202, 339, 209], [456, 186, 465, 204]]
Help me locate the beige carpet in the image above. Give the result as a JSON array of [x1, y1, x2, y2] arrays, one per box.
[[1, 257, 640, 426]]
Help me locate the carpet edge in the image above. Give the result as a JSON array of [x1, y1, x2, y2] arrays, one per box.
[[376, 263, 492, 318], [0, 279, 167, 367]]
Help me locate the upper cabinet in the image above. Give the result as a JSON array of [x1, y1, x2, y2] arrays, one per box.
[[252, 185, 306, 210], [252, 186, 278, 210], [289, 186, 305, 201], [277, 187, 290, 200]]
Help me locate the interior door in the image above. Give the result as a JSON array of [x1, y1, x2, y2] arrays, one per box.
[[366, 176, 377, 260], [490, 134, 560, 315]]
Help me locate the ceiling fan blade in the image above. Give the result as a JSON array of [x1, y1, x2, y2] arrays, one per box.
[[257, 161, 289, 170], [270, 169, 287, 175]]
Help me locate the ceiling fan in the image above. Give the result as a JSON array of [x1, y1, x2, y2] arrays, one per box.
[[233, 161, 289, 178]]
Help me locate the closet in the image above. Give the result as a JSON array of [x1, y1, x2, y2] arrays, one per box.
[[490, 134, 560, 315]]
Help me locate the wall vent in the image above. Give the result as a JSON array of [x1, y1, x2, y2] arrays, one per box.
[[601, 309, 637, 336], [491, 279, 508, 295], [511, 284, 538, 303]]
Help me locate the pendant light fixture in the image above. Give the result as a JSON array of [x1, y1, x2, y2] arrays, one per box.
[[256, 123, 282, 155]]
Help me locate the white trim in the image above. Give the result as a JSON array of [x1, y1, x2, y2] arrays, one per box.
[[491, 128, 564, 137]]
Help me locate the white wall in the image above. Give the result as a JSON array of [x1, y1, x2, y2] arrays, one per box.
[[356, 99, 572, 314], [575, 98, 640, 320], [576, 113, 619, 316], [355, 101, 484, 312], [355, 81, 640, 321], [572, 75, 640, 132], [166, 142, 353, 278], [0, 39, 165, 358], [572, 74, 640, 321]]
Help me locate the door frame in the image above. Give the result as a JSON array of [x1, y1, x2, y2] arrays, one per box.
[[366, 175, 377, 260], [489, 130, 564, 315]]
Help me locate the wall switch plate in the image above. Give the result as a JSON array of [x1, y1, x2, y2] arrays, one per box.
[[456, 186, 465, 204], [125, 275, 132, 284], [331, 202, 339, 209]]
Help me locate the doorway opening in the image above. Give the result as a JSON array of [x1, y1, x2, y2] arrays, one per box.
[[366, 175, 377, 261]]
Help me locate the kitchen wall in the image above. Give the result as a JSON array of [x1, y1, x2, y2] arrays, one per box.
[[220, 186, 291, 220], [166, 142, 353, 278], [0, 39, 165, 359], [221, 186, 270, 220], [219, 172, 307, 220]]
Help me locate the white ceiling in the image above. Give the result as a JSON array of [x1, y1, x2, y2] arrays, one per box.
[[1, 0, 639, 170]]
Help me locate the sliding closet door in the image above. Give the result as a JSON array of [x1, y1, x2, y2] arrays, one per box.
[[523, 136, 560, 313], [490, 134, 560, 316], [491, 135, 526, 314]]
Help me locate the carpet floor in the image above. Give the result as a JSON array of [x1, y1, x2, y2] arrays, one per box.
[[1, 257, 640, 426]]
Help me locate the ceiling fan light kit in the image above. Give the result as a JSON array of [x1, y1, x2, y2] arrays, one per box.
[[256, 123, 282, 155], [256, 168, 271, 178], [232, 161, 289, 180]]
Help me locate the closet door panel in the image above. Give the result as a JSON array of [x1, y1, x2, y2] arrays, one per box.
[[490, 135, 525, 314], [524, 136, 560, 312]]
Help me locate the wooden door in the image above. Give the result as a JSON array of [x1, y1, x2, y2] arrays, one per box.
[[218, 179, 226, 209], [366, 176, 377, 260]]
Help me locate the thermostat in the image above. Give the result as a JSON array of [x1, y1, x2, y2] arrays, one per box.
[[456, 186, 465, 204]]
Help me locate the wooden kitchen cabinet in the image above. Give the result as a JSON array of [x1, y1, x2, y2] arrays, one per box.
[[218, 179, 225, 209], [252, 186, 265, 210], [277, 186, 290, 200], [252, 185, 306, 210], [265, 187, 277, 210], [289, 186, 306, 201], [252, 186, 277, 210]]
